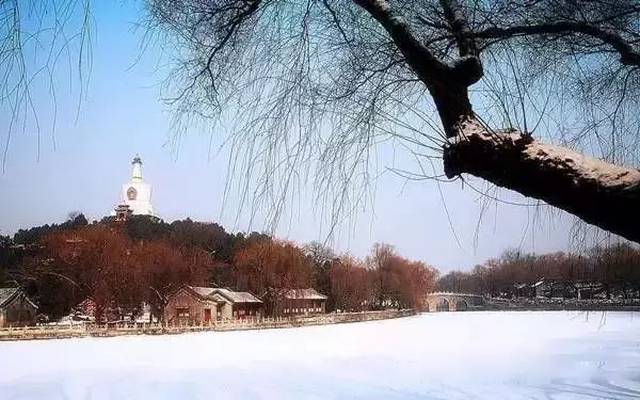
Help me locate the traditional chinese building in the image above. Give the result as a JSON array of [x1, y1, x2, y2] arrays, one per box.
[[0, 287, 38, 327], [279, 288, 328, 316], [164, 285, 263, 324]]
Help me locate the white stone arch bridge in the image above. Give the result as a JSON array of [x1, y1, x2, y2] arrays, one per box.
[[424, 292, 485, 312]]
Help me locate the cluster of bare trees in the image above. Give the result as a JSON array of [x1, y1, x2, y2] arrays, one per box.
[[311, 242, 439, 312], [11, 225, 211, 320], [0, 216, 437, 319], [365, 243, 438, 310], [233, 240, 437, 312], [438, 244, 640, 299]]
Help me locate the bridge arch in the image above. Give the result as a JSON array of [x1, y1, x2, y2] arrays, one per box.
[[455, 299, 468, 311], [436, 298, 450, 312], [424, 292, 485, 312]]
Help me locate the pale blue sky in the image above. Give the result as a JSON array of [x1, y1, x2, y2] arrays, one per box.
[[0, 1, 583, 271]]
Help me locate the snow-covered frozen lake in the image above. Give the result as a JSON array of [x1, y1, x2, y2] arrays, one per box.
[[1, 311, 640, 399]]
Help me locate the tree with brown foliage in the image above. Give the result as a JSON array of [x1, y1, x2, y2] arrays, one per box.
[[366, 243, 437, 309], [234, 238, 313, 314], [439, 244, 640, 299], [329, 255, 374, 312], [16, 225, 210, 320], [129, 239, 212, 320], [589, 244, 640, 299]]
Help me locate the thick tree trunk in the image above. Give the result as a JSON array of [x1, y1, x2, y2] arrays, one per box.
[[443, 117, 640, 243], [355, 0, 640, 242], [428, 82, 475, 138]]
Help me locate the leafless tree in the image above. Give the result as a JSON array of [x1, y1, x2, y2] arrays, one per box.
[[0, 0, 93, 172], [142, 0, 640, 243]]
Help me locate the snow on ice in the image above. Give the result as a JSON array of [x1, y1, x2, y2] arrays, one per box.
[[1, 311, 640, 399]]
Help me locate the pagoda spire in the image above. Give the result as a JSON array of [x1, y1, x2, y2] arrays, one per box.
[[131, 154, 143, 181]]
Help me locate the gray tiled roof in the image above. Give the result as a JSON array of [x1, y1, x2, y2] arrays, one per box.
[[283, 288, 328, 300], [186, 286, 262, 304], [213, 288, 263, 304], [0, 287, 19, 308]]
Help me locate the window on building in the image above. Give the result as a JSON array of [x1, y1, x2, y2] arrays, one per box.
[[176, 307, 189, 318]]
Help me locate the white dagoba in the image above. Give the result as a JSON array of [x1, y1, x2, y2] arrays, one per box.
[[120, 155, 155, 216]]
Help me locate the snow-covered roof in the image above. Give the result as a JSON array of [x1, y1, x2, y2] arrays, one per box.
[[514, 283, 529, 289], [574, 282, 604, 289], [185, 286, 262, 304], [283, 288, 328, 300], [189, 286, 216, 298], [212, 288, 263, 304], [0, 287, 37, 309], [0, 287, 18, 308]]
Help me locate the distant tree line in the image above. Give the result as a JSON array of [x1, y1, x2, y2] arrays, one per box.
[[438, 245, 640, 299], [0, 214, 437, 320]]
